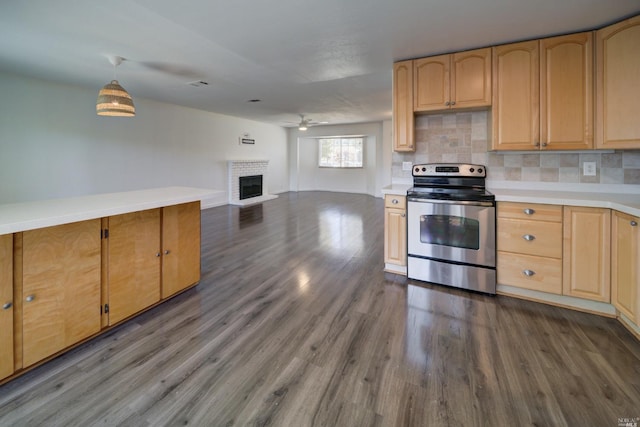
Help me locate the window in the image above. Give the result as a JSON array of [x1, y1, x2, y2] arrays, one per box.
[[318, 137, 364, 168]]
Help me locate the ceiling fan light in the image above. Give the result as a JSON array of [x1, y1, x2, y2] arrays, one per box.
[[298, 123, 308, 131]]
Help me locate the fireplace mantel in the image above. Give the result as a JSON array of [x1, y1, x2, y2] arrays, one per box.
[[227, 160, 278, 206]]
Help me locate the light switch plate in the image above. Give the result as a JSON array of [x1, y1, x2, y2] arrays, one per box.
[[583, 162, 597, 176], [402, 161, 413, 171]]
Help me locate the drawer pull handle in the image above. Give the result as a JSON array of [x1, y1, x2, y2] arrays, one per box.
[[164, 250, 170, 255], [523, 270, 536, 277], [523, 208, 535, 215], [2, 302, 12, 310], [632, 221, 638, 227], [392, 199, 399, 204], [523, 234, 536, 241], [401, 213, 406, 218], [25, 295, 35, 302]]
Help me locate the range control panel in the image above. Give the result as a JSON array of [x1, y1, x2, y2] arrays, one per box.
[[412, 163, 486, 178]]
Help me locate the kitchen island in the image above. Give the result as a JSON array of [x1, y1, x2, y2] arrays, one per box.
[[0, 187, 217, 383]]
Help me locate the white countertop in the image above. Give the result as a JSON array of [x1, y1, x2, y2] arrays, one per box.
[[382, 183, 640, 217], [0, 186, 219, 234], [492, 189, 640, 217]]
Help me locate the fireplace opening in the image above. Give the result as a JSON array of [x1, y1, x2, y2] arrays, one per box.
[[239, 175, 263, 200]]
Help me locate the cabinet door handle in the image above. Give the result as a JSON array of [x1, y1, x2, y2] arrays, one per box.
[[523, 234, 536, 241], [401, 213, 406, 218], [156, 252, 161, 257], [164, 250, 170, 255], [523, 270, 536, 277], [450, 101, 456, 106], [523, 208, 535, 215], [541, 142, 548, 147], [445, 101, 451, 106], [2, 302, 12, 310], [534, 142, 540, 147], [631, 221, 638, 227], [392, 199, 399, 204], [25, 295, 35, 302]]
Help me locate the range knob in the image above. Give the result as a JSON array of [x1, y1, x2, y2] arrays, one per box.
[[478, 168, 483, 174], [469, 168, 475, 173], [422, 167, 426, 172]]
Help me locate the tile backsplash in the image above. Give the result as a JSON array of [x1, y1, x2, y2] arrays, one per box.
[[392, 111, 640, 186]]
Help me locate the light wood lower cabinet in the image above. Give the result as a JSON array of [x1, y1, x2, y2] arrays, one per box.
[[611, 211, 639, 323], [0, 234, 14, 380], [497, 202, 563, 294], [0, 200, 202, 384], [384, 195, 406, 269], [107, 209, 162, 325], [22, 220, 102, 367], [562, 207, 611, 302], [161, 202, 201, 299]]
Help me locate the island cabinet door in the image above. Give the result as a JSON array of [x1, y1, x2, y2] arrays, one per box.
[[0, 234, 13, 380], [22, 220, 101, 367], [161, 202, 201, 299], [107, 209, 161, 325]]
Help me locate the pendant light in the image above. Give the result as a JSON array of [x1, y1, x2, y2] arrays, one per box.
[[96, 56, 135, 117]]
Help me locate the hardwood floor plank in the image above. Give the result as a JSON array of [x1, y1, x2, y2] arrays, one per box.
[[1, 191, 639, 426]]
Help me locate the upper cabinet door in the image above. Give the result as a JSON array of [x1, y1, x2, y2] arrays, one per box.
[[540, 32, 593, 150], [393, 60, 415, 152], [596, 15, 640, 149], [452, 48, 492, 109], [492, 41, 540, 150], [414, 55, 450, 111]]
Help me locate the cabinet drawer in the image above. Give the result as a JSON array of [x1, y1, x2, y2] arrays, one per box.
[[498, 202, 562, 222], [498, 218, 562, 258], [385, 195, 406, 209], [498, 251, 562, 294]]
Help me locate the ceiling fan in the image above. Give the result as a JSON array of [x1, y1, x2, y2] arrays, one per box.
[[295, 114, 327, 131]]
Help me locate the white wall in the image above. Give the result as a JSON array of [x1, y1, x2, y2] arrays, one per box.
[[288, 122, 385, 197], [0, 72, 288, 207]]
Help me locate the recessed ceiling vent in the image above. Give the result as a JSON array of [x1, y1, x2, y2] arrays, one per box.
[[187, 80, 209, 87]]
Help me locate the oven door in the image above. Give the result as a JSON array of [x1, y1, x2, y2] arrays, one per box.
[[407, 198, 495, 267]]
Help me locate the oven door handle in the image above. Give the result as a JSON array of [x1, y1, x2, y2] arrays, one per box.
[[407, 197, 495, 207]]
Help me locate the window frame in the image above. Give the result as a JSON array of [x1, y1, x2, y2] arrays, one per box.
[[317, 137, 364, 169]]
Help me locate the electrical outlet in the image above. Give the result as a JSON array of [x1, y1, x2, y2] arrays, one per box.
[[583, 162, 597, 176], [402, 161, 413, 171]]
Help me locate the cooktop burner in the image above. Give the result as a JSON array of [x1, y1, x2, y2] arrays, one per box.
[[407, 163, 495, 203]]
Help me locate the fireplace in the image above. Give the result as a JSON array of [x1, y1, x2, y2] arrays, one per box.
[[239, 175, 263, 200], [227, 160, 278, 206]]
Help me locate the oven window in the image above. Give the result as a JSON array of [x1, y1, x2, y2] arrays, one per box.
[[419, 215, 480, 250]]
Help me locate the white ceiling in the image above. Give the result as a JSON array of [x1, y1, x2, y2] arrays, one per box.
[[1, 0, 638, 128]]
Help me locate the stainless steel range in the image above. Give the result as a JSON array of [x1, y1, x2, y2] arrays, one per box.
[[406, 163, 496, 294]]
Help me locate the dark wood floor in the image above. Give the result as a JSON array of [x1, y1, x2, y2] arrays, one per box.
[[1, 191, 639, 426]]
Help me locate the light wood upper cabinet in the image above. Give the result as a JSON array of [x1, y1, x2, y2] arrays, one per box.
[[562, 207, 610, 302], [22, 220, 101, 367], [596, 15, 640, 149], [452, 49, 492, 109], [540, 33, 593, 150], [107, 209, 161, 325], [393, 61, 415, 152], [611, 211, 639, 323], [414, 55, 449, 111], [493, 33, 593, 151], [161, 202, 201, 299], [492, 41, 540, 150], [0, 234, 13, 380], [414, 48, 491, 112], [384, 195, 406, 268]]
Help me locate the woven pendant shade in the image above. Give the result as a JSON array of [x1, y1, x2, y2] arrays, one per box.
[[96, 80, 135, 117]]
